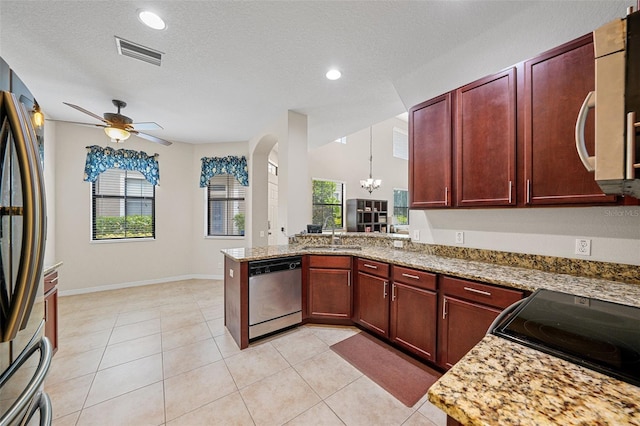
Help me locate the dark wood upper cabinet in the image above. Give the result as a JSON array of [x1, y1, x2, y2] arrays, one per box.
[[455, 68, 517, 207], [409, 93, 452, 208], [523, 34, 617, 205]]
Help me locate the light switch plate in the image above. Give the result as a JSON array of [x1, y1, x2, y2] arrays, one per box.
[[229, 269, 234, 278], [412, 230, 420, 241]]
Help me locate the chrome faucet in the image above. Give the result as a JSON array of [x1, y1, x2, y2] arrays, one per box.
[[323, 215, 341, 246]]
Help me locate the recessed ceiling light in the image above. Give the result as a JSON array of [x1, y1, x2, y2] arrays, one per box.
[[138, 10, 166, 30], [326, 69, 342, 80]]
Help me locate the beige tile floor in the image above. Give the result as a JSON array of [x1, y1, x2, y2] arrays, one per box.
[[45, 279, 447, 426]]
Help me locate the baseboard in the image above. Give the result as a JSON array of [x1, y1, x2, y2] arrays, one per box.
[[58, 274, 224, 296]]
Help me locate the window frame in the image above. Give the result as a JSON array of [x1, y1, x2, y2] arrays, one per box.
[[311, 178, 345, 230], [90, 169, 156, 241], [393, 188, 410, 225], [205, 174, 247, 238]]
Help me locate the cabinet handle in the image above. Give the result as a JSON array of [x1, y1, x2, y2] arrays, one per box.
[[347, 271, 351, 287], [383, 281, 388, 299], [363, 263, 378, 270], [47, 276, 58, 285], [442, 298, 448, 320], [627, 112, 640, 178], [401, 273, 420, 280], [464, 286, 492, 297], [392, 283, 396, 301], [508, 180, 513, 204], [44, 299, 48, 322], [526, 179, 531, 204], [444, 187, 449, 205]]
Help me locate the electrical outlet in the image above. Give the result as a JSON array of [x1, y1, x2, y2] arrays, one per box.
[[575, 239, 591, 256], [229, 269, 234, 278], [393, 240, 403, 248], [260, 230, 265, 237], [412, 230, 420, 241], [455, 231, 464, 244]]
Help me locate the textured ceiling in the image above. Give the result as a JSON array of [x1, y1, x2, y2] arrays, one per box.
[[0, 1, 632, 147]]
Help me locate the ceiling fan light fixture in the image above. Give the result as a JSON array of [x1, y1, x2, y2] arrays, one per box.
[[137, 10, 166, 30], [104, 126, 131, 142]]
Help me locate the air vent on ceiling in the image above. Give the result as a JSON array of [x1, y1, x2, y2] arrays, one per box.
[[115, 36, 163, 66]]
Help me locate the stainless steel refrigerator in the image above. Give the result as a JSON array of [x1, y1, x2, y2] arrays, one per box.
[[0, 91, 51, 425]]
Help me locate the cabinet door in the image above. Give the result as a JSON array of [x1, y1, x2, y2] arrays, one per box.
[[308, 268, 351, 319], [456, 68, 517, 207], [409, 93, 452, 208], [437, 295, 501, 369], [355, 272, 389, 337], [390, 282, 437, 362], [524, 34, 616, 205], [44, 288, 58, 355]]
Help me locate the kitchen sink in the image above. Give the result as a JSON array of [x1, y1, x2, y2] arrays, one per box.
[[302, 245, 362, 251]]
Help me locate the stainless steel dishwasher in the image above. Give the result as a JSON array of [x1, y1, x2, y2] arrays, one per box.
[[248, 256, 302, 339]]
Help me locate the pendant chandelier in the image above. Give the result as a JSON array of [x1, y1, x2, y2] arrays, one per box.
[[360, 126, 381, 194]]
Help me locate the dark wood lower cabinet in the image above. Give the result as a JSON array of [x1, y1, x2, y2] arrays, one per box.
[[437, 276, 524, 370], [438, 295, 501, 369], [390, 282, 437, 362], [44, 270, 59, 355], [355, 271, 390, 337], [308, 255, 352, 321]]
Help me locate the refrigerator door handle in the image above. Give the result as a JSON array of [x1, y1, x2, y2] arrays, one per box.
[[0, 92, 47, 342], [24, 390, 52, 426], [0, 337, 52, 425]]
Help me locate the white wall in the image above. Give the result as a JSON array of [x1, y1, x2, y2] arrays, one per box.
[[54, 122, 192, 293], [249, 111, 310, 245], [190, 142, 249, 278], [410, 207, 640, 266], [308, 116, 409, 223], [43, 120, 57, 268]]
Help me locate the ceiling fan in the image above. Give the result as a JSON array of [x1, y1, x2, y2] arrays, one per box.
[[62, 99, 172, 146]]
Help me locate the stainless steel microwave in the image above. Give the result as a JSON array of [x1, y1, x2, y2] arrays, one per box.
[[575, 8, 640, 198]]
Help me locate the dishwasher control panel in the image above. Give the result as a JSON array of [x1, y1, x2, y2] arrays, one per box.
[[248, 256, 302, 276]]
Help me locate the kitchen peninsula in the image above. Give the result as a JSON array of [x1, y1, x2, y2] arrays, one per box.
[[221, 233, 640, 425]]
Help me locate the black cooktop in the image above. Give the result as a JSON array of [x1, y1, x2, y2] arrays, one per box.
[[492, 289, 640, 387]]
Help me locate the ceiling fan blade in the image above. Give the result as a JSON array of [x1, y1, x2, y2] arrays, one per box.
[[131, 130, 172, 146], [133, 121, 163, 131], [48, 119, 106, 129], [63, 102, 109, 124]]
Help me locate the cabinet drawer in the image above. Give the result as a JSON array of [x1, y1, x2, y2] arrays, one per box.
[[44, 271, 58, 294], [356, 258, 389, 278], [308, 255, 352, 269], [440, 276, 523, 309], [392, 266, 436, 291]]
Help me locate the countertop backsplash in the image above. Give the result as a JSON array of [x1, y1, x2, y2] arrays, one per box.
[[291, 232, 640, 285]]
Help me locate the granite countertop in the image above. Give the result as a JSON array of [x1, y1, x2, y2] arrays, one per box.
[[222, 241, 640, 424], [43, 261, 63, 276], [427, 334, 640, 426], [221, 245, 640, 308]]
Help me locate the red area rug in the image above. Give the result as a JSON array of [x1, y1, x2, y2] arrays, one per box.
[[330, 332, 441, 407]]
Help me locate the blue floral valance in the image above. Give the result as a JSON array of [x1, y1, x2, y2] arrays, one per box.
[[199, 156, 248, 187], [84, 145, 160, 185]]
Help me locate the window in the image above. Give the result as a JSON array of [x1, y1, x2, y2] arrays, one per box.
[[312, 179, 344, 229], [207, 175, 246, 236], [92, 169, 155, 240], [393, 189, 409, 225], [393, 127, 408, 160], [268, 161, 278, 176]]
